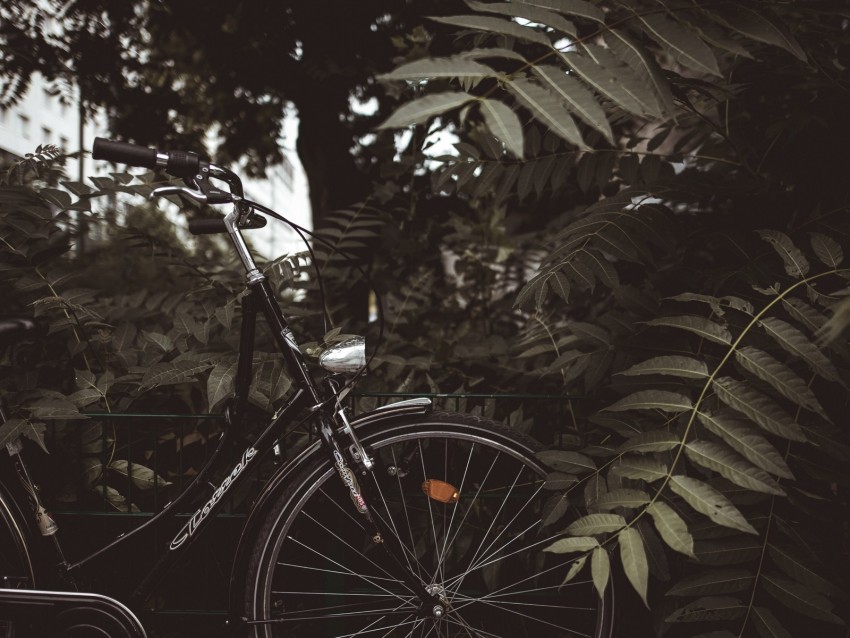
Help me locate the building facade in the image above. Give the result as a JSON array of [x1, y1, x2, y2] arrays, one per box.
[[0, 73, 311, 259]]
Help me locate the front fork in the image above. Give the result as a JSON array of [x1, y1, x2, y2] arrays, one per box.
[[316, 397, 446, 619]]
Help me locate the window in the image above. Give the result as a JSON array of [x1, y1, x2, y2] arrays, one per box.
[[18, 114, 30, 139]]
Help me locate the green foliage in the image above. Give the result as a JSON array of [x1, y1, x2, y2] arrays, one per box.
[[376, 0, 850, 634], [0, 152, 295, 510]]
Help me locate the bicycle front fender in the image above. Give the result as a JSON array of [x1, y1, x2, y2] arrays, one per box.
[[227, 397, 432, 620]]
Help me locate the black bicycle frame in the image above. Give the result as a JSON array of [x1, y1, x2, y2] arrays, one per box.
[[60, 278, 320, 603]]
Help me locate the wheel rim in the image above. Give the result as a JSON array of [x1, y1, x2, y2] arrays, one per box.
[[254, 427, 609, 638]]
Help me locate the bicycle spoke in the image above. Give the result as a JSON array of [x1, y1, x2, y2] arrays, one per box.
[[286, 535, 413, 603], [453, 579, 595, 604], [450, 598, 596, 638], [458, 480, 544, 577], [300, 509, 402, 585], [433, 441, 476, 582], [418, 440, 444, 585], [449, 459, 524, 599], [275, 561, 403, 584], [369, 456, 433, 584], [446, 532, 592, 601]]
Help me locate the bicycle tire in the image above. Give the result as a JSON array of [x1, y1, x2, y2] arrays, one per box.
[[242, 411, 614, 638]]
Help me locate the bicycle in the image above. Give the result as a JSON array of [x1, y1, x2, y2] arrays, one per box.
[[0, 137, 615, 637]]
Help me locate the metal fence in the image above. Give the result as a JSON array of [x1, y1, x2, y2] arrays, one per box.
[[44, 393, 582, 633]]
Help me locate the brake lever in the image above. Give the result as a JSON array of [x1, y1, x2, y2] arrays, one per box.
[[150, 185, 211, 203], [150, 160, 234, 205]]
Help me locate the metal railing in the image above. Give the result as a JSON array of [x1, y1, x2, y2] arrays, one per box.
[[44, 392, 583, 631]]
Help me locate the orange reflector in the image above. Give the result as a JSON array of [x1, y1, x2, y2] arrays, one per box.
[[422, 479, 460, 503]]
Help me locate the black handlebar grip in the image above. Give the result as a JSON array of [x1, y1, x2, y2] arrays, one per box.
[[93, 138, 201, 178], [188, 218, 228, 235], [92, 137, 157, 169]]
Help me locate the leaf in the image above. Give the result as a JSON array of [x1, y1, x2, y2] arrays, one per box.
[[591, 488, 650, 511], [637, 13, 721, 77], [139, 360, 213, 391], [67, 388, 103, 408], [711, 377, 806, 442], [479, 99, 524, 158], [605, 29, 675, 115], [543, 536, 599, 553], [583, 473, 607, 507], [665, 596, 746, 622], [214, 303, 235, 329], [768, 544, 844, 599], [647, 501, 695, 558], [759, 317, 841, 383], [757, 229, 810, 278], [378, 92, 476, 129], [516, 0, 604, 23], [667, 568, 754, 597], [616, 430, 681, 454], [541, 492, 570, 527], [669, 475, 757, 535], [93, 483, 140, 513], [460, 47, 528, 63], [635, 519, 670, 582], [514, 272, 548, 310], [619, 528, 649, 606], [752, 605, 794, 638], [810, 232, 844, 267], [207, 361, 237, 410], [531, 65, 613, 143], [761, 572, 844, 624], [559, 555, 588, 586], [565, 513, 626, 536], [543, 471, 579, 490], [782, 297, 827, 333], [537, 450, 596, 474], [548, 271, 571, 302], [466, 0, 577, 37], [28, 398, 85, 420], [696, 537, 762, 565], [142, 331, 174, 352], [614, 456, 668, 482], [645, 315, 732, 344], [602, 390, 692, 413], [0, 418, 48, 454], [82, 458, 103, 488], [378, 56, 495, 82], [735, 347, 829, 420], [718, 7, 806, 62], [685, 440, 785, 496], [560, 51, 647, 117], [696, 412, 793, 479], [619, 355, 709, 379], [591, 546, 610, 598], [505, 78, 587, 149], [109, 460, 171, 490], [428, 15, 552, 47]]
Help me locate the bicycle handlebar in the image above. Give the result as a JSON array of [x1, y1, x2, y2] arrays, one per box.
[[92, 137, 201, 179]]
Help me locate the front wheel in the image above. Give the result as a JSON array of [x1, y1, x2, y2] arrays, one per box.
[[243, 412, 614, 638]]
